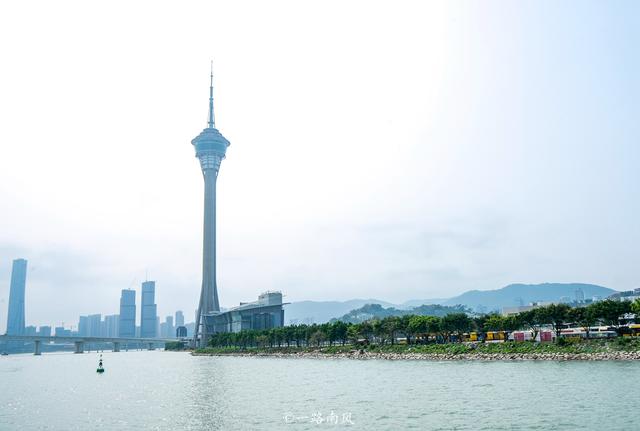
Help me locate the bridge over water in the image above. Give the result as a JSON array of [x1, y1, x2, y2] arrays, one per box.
[[0, 334, 181, 355]]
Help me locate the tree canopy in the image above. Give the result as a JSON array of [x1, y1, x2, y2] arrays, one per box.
[[206, 299, 636, 349]]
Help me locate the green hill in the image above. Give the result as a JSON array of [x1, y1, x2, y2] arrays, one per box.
[[332, 303, 470, 324]]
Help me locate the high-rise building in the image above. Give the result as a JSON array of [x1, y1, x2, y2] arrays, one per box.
[[176, 326, 187, 337], [191, 69, 230, 346], [38, 326, 51, 337], [162, 315, 174, 338], [185, 322, 195, 337], [78, 315, 89, 336], [88, 314, 101, 337], [104, 314, 119, 338], [140, 281, 157, 338], [25, 325, 37, 336], [119, 289, 136, 338], [175, 310, 184, 328], [160, 321, 168, 339], [6, 258, 27, 335]]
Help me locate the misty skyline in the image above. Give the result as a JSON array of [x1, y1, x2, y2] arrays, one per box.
[[1, 1, 639, 331]]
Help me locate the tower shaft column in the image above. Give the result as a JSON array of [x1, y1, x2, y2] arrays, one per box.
[[199, 169, 220, 345]]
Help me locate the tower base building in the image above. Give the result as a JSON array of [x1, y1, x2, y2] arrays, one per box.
[[206, 291, 287, 334]]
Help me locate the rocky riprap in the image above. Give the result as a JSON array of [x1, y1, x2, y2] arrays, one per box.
[[192, 349, 640, 361]]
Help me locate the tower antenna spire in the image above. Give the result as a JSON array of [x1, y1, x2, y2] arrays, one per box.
[[208, 61, 215, 128]]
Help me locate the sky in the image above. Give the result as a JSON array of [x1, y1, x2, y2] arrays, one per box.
[[0, 1, 638, 331]]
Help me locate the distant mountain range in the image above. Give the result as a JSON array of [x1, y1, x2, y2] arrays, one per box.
[[441, 283, 615, 311], [284, 283, 617, 324]]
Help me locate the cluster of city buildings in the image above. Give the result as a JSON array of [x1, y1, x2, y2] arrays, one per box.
[[608, 288, 640, 303], [3, 258, 188, 340], [4, 255, 285, 344], [99, 281, 187, 339]]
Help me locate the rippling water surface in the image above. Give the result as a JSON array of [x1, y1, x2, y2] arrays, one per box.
[[1, 351, 639, 430]]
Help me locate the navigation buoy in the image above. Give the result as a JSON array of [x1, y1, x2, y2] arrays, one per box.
[[96, 354, 105, 373]]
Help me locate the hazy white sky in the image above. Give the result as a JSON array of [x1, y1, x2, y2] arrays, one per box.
[[1, 1, 638, 331]]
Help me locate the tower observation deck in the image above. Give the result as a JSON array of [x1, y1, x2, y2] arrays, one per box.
[[191, 68, 230, 347]]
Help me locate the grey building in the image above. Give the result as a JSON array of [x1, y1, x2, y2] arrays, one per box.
[[88, 314, 101, 337], [118, 289, 136, 337], [175, 310, 184, 328], [208, 291, 286, 334], [6, 258, 27, 335], [76, 314, 108, 337], [140, 281, 157, 338], [159, 321, 168, 338], [160, 315, 174, 338], [55, 327, 71, 337], [105, 314, 119, 338], [78, 315, 89, 336]]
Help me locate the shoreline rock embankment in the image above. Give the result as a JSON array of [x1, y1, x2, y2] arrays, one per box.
[[192, 349, 640, 361]]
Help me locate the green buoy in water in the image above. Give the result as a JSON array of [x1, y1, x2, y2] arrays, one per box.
[[97, 354, 105, 373]]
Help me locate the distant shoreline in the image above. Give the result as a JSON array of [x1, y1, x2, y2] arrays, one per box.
[[191, 347, 640, 361]]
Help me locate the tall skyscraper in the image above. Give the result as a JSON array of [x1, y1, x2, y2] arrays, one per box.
[[175, 310, 184, 328], [140, 281, 157, 338], [118, 289, 136, 337], [6, 258, 27, 335], [191, 68, 230, 346]]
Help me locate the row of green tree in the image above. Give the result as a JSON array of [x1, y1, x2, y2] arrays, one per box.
[[207, 299, 640, 348]]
